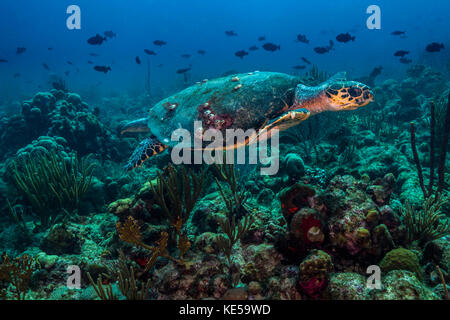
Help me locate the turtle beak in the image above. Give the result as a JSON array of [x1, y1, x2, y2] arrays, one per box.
[[349, 89, 373, 110], [364, 89, 374, 104]]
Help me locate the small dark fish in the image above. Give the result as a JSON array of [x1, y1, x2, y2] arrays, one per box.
[[153, 40, 167, 46], [336, 33, 355, 43], [314, 40, 333, 54], [157, 64, 164, 68], [176, 66, 191, 74], [399, 58, 412, 64], [225, 30, 238, 37], [394, 50, 409, 57], [135, 56, 141, 64], [144, 49, 157, 56], [369, 66, 383, 78], [296, 34, 309, 44], [249, 46, 259, 51], [0, 59, 7, 63], [64, 71, 70, 76], [67, 61, 73, 65], [89, 53, 99, 57], [181, 54, 191, 58], [314, 47, 329, 54], [42, 63, 50, 70], [94, 65, 111, 74], [87, 34, 107, 45], [87, 61, 93, 65], [104, 30, 116, 38], [391, 31, 406, 36], [292, 65, 306, 70], [301, 57, 311, 64], [197, 50, 206, 55], [426, 42, 444, 53], [258, 36, 266, 41], [235, 50, 249, 59], [262, 43, 280, 52], [48, 48, 53, 51], [16, 47, 26, 55], [13, 73, 20, 78]]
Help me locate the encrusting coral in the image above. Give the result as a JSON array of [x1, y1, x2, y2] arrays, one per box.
[[298, 249, 333, 298]]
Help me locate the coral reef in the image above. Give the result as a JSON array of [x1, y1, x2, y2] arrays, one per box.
[[0, 90, 123, 162], [0, 63, 448, 301]]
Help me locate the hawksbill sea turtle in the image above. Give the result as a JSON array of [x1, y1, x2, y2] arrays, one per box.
[[121, 71, 374, 170]]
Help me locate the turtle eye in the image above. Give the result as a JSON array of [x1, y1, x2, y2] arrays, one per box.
[[348, 87, 362, 97], [326, 88, 339, 96]]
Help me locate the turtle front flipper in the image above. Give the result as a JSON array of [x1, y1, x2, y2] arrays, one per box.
[[250, 109, 310, 144], [120, 118, 150, 135], [125, 137, 168, 171]]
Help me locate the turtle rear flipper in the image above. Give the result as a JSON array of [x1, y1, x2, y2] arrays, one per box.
[[125, 137, 168, 171]]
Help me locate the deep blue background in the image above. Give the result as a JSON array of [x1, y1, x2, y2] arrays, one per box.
[[0, 0, 448, 102]]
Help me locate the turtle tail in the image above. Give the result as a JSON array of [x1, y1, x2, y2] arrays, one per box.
[[125, 137, 168, 171]]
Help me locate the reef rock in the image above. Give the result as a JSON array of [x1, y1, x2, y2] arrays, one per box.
[[328, 272, 368, 300], [298, 249, 333, 298], [40, 223, 82, 255], [369, 270, 439, 300]]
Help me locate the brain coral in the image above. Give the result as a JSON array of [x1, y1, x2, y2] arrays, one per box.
[[379, 248, 423, 281]]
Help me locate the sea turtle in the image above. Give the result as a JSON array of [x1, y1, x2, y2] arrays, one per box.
[[122, 71, 373, 170]]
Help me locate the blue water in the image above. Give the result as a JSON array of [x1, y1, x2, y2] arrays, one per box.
[[0, 0, 449, 101]]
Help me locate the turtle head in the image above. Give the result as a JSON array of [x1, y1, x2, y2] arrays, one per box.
[[324, 81, 373, 111]]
